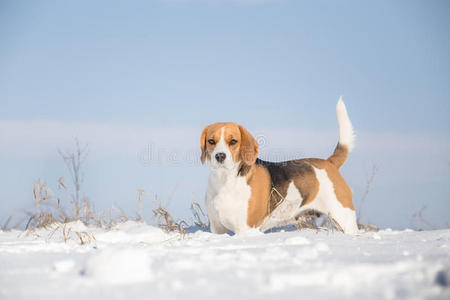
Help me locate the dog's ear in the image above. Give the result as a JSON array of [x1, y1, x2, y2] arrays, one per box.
[[200, 125, 210, 165], [239, 125, 259, 165]]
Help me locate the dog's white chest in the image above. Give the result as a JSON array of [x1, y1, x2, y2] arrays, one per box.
[[206, 169, 251, 234]]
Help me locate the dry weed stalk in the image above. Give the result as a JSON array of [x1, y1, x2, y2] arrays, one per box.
[[152, 203, 187, 235], [74, 231, 96, 245], [190, 199, 208, 228], [294, 211, 351, 234], [136, 189, 146, 220], [295, 212, 344, 233], [28, 180, 67, 229], [357, 164, 379, 232], [412, 206, 437, 230], [1, 216, 13, 231], [322, 213, 344, 233], [358, 223, 380, 232], [294, 211, 320, 231]]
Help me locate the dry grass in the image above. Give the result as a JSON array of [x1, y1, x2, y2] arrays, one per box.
[[0, 216, 20, 231], [150, 192, 208, 235], [20, 140, 98, 236], [190, 195, 209, 228], [1, 139, 384, 238], [152, 203, 188, 235], [358, 223, 380, 232], [26, 178, 97, 229], [1, 140, 142, 243], [294, 211, 321, 231], [46, 223, 96, 245], [321, 213, 345, 232], [22, 221, 96, 245], [294, 212, 346, 233], [20, 178, 100, 244], [20, 179, 203, 243], [5, 170, 206, 243]]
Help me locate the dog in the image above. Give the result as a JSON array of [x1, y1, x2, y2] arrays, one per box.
[[200, 97, 358, 235]]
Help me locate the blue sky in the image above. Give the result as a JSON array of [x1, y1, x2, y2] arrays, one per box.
[[0, 0, 449, 229]]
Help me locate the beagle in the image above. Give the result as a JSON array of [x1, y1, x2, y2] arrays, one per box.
[[200, 98, 358, 235]]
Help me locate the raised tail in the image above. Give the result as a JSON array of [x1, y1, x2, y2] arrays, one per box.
[[327, 97, 355, 169]]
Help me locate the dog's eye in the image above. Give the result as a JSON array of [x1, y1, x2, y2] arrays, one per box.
[[208, 139, 216, 145], [229, 139, 238, 146]]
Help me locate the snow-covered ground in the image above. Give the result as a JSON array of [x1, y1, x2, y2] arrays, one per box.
[[0, 221, 449, 300]]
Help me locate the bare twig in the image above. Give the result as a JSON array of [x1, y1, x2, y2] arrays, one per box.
[[357, 164, 377, 224], [58, 138, 89, 219], [412, 206, 437, 230]]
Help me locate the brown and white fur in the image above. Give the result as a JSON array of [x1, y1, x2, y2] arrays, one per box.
[[200, 98, 358, 235]]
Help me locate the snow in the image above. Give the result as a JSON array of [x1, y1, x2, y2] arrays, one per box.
[[0, 221, 449, 300]]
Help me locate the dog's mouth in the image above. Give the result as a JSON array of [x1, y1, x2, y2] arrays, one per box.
[[210, 164, 230, 170], [209, 160, 235, 171]]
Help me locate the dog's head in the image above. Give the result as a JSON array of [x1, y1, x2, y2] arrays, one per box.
[[200, 122, 259, 169]]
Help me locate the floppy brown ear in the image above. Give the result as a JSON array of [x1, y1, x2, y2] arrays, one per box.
[[200, 125, 210, 164], [239, 125, 259, 165]]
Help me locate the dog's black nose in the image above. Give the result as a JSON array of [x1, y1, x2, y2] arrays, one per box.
[[215, 152, 226, 163]]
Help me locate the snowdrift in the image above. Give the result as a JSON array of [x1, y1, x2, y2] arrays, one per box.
[[0, 221, 448, 300]]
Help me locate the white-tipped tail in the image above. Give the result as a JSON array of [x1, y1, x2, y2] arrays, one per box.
[[336, 96, 355, 152]]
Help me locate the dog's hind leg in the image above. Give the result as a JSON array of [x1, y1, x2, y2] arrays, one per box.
[[298, 167, 359, 234], [327, 204, 359, 234]]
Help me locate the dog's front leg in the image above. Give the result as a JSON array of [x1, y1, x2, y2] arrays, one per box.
[[206, 192, 228, 234]]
